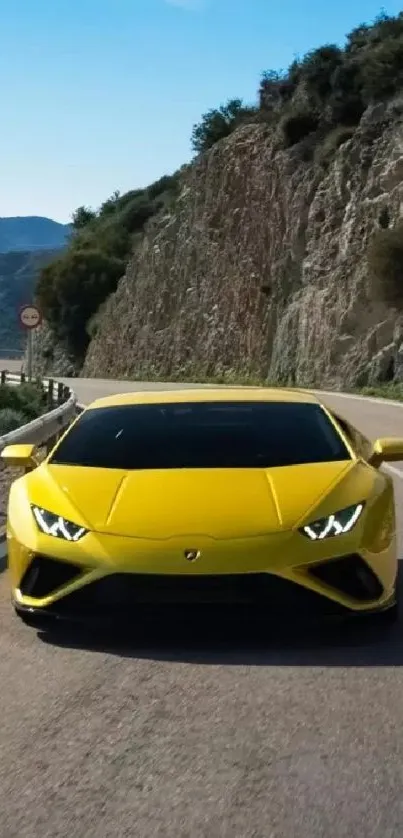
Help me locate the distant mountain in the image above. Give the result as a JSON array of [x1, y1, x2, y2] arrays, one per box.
[[0, 216, 71, 253], [0, 249, 61, 352]]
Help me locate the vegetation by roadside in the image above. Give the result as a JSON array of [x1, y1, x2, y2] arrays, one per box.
[[359, 383, 403, 401], [0, 380, 48, 435], [36, 173, 181, 366], [34, 10, 403, 374], [73, 363, 403, 404]]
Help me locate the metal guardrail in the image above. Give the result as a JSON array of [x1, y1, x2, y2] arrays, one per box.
[[0, 372, 81, 455], [0, 372, 82, 558]]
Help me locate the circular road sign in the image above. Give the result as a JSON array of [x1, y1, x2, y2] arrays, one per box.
[[19, 304, 42, 330]]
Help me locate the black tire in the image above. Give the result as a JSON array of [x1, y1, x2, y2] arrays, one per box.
[[377, 600, 399, 624], [15, 609, 58, 632], [365, 590, 399, 627]]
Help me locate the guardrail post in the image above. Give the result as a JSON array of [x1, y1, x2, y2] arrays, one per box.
[[47, 379, 54, 409], [0, 381, 77, 456], [0, 371, 6, 386], [45, 433, 57, 456], [20, 372, 26, 384]]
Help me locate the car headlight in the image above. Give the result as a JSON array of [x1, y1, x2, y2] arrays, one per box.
[[31, 506, 88, 542], [300, 503, 364, 541]]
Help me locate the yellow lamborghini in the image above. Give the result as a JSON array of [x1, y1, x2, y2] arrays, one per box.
[[2, 387, 403, 630]]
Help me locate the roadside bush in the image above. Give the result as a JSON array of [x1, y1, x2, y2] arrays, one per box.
[[0, 408, 28, 435], [0, 382, 47, 422], [367, 222, 403, 307]]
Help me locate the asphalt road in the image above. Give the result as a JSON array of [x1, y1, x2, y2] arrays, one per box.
[[1, 363, 403, 837]]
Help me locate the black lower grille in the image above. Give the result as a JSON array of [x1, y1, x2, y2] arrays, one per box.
[[53, 572, 349, 618], [20, 556, 83, 598], [308, 554, 383, 602]]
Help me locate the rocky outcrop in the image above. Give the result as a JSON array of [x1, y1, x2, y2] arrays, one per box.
[[32, 323, 77, 378], [83, 100, 403, 388]]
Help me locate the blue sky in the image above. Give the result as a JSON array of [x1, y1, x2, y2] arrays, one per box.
[[1, 0, 402, 222]]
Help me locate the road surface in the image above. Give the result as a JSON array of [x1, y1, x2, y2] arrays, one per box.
[[1, 362, 403, 837]]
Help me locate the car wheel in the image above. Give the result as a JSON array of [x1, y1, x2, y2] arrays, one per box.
[[367, 590, 399, 627], [15, 609, 58, 632], [378, 599, 399, 624]]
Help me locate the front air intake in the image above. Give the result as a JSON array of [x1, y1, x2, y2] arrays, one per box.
[[308, 554, 383, 602], [20, 556, 83, 599]]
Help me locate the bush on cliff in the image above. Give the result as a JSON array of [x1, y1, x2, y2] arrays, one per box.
[[192, 12, 403, 157], [281, 111, 320, 147], [36, 173, 181, 362], [191, 98, 258, 154], [35, 10, 403, 371], [259, 11, 403, 133], [367, 222, 403, 307], [37, 248, 125, 361]]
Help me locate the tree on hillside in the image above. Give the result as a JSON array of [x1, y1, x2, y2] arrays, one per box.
[[360, 36, 403, 102], [99, 191, 122, 216], [72, 206, 96, 230], [299, 45, 343, 101], [37, 248, 125, 359], [259, 70, 295, 111], [191, 98, 256, 154]]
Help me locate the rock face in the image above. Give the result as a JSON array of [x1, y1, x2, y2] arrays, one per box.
[[32, 323, 76, 378], [83, 101, 403, 388]]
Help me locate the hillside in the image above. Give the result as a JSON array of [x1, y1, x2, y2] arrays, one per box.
[[0, 250, 61, 352], [34, 12, 403, 388], [0, 217, 70, 253]]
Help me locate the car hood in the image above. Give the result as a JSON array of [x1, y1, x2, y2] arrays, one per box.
[[25, 459, 362, 540]]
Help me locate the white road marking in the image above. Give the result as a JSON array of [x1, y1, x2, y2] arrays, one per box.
[[315, 388, 403, 410]]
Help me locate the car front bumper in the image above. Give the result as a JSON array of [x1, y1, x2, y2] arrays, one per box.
[[12, 558, 398, 626]]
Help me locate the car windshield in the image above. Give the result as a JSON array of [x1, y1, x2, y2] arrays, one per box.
[[49, 400, 351, 470]]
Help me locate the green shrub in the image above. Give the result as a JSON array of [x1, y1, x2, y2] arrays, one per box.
[[72, 206, 96, 230], [281, 111, 319, 147], [0, 408, 28, 435], [0, 382, 47, 422], [36, 171, 181, 364], [37, 248, 125, 360], [191, 99, 257, 154], [299, 45, 343, 101], [258, 70, 295, 111], [328, 60, 365, 124], [35, 10, 403, 371], [257, 11, 403, 149], [360, 37, 403, 102], [314, 126, 355, 166], [367, 223, 403, 307]]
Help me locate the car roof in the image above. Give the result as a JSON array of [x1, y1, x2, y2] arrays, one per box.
[[88, 386, 321, 410]]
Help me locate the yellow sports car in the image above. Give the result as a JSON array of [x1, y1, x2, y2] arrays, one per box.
[[2, 387, 403, 630]]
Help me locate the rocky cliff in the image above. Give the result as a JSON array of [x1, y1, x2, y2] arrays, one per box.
[[80, 101, 403, 387]]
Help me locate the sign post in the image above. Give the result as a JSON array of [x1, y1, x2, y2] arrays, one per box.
[[19, 304, 42, 380]]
